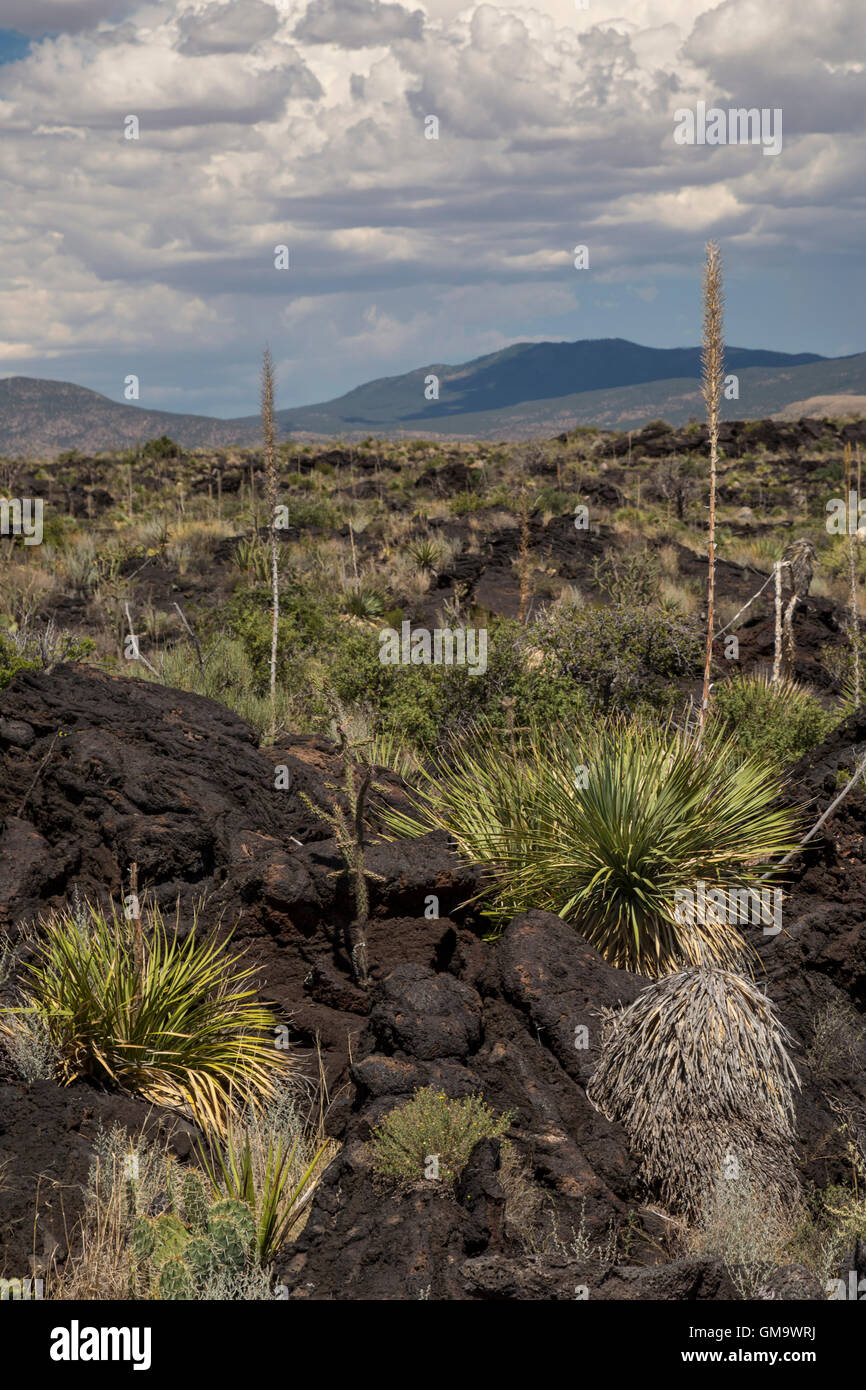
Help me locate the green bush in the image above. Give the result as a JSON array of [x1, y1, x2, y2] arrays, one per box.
[[536, 601, 702, 712], [142, 435, 180, 460], [0, 631, 37, 688], [328, 618, 589, 753], [369, 1088, 513, 1184], [712, 671, 838, 772]]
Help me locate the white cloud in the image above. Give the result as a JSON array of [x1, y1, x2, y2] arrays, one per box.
[[0, 0, 861, 409]]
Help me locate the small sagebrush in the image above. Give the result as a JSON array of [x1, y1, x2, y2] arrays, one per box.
[[587, 967, 801, 1217], [369, 1088, 513, 1184]]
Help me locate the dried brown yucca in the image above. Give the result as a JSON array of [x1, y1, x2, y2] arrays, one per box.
[[587, 966, 800, 1217]]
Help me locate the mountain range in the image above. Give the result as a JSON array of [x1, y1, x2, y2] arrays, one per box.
[[2, 338, 865, 456]]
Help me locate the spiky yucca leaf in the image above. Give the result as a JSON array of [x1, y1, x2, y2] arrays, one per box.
[[383, 717, 800, 975], [587, 967, 800, 1216], [197, 1118, 328, 1263], [3, 900, 289, 1135]]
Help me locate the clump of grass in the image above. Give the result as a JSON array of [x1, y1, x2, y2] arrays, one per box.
[[51, 1124, 176, 1300], [805, 999, 866, 1079], [1, 898, 289, 1135], [141, 636, 297, 740], [588, 967, 801, 1217], [369, 1088, 513, 1184], [712, 668, 838, 773], [50, 1113, 322, 1301]]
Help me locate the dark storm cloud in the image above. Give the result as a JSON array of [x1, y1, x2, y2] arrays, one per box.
[[294, 0, 423, 49], [0, 0, 132, 35], [177, 0, 280, 56]]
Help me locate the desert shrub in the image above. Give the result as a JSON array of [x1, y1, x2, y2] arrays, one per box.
[[712, 670, 838, 772], [592, 547, 662, 606], [385, 718, 799, 973], [588, 967, 800, 1217], [805, 999, 866, 1079], [228, 584, 337, 683], [0, 630, 37, 688], [687, 1169, 795, 1299], [1, 619, 94, 671], [450, 489, 487, 515], [286, 493, 342, 529], [1, 899, 288, 1134], [1, 1009, 58, 1084], [535, 601, 702, 712], [142, 435, 180, 460], [329, 618, 589, 753], [369, 1088, 513, 1184]]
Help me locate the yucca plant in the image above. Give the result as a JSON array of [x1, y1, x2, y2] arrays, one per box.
[[196, 1115, 330, 1263], [587, 966, 801, 1216], [407, 535, 442, 572], [234, 535, 273, 585], [2, 900, 288, 1134], [342, 586, 385, 619], [383, 717, 800, 975]]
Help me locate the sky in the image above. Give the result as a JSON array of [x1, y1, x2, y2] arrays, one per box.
[[0, 0, 863, 417]]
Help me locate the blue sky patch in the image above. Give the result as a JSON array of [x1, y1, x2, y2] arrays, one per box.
[[0, 29, 31, 65]]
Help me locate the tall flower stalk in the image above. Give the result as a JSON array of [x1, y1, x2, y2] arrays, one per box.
[[261, 348, 279, 742], [697, 241, 724, 743]]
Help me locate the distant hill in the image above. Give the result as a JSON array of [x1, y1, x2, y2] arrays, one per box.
[[262, 339, 825, 434], [3, 338, 864, 455], [0, 377, 246, 457]]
